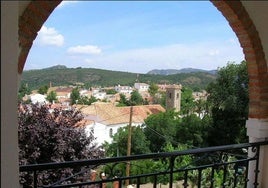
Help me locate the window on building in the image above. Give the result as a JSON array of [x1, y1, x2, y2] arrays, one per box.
[[109, 128, 113, 137]]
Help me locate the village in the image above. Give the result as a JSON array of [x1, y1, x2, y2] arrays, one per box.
[[22, 82, 208, 146]]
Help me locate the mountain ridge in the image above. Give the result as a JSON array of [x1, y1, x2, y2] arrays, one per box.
[[147, 68, 217, 75], [21, 65, 217, 91]]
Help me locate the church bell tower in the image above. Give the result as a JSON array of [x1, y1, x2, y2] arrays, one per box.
[[166, 84, 182, 112]]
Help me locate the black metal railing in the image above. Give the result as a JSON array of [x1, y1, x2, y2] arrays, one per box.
[[19, 141, 268, 188]]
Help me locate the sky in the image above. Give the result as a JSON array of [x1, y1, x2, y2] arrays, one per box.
[[24, 1, 245, 74]]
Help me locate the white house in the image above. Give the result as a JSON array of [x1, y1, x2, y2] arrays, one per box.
[[134, 83, 149, 92], [93, 92, 107, 100], [55, 87, 73, 99], [79, 89, 88, 96], [30, 93, 47, 104], [84, 122, 110, 145], [114, 85, 133, 94], [92, 87, 101, 94]]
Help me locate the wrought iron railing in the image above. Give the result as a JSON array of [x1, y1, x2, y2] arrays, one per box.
[[19, 141, 268, 188]]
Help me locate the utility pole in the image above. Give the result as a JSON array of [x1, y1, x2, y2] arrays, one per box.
[[126, 106, 133, 186]]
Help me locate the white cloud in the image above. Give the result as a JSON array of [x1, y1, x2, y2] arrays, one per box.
[[67, 45, 102, 55], [208, 49, 220, 56], [79, 41, 244, 73], [36, 26, 64, 47], [227, 38, 237, 44]]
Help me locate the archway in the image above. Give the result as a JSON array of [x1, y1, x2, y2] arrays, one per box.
[[212, 1, 268, 119], [15, 1, 268, 187]]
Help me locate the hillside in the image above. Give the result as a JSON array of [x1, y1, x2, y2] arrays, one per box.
[[21, 66, 217, 91], [147, 68, 217, 75]]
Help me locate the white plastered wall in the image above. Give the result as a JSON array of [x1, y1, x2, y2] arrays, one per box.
[[1, 1, 20, 188], [246, 119, 268, 187]]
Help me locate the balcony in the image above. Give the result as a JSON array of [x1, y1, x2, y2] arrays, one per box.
[[19, 141, 268, 188]]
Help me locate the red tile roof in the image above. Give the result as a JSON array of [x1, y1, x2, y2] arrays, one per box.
[[78, 102, 165, 126]]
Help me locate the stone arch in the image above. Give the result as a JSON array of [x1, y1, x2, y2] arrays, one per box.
[[18, 0, 268, 119], [18, 0, 61, 74], [211, 1, 268, 119]]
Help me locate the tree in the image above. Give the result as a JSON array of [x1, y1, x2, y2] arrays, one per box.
[[159, 91, 166, 108], [206, 61, 248, 146], [194, 99, 208, 118], [129, 90, 144, 106], [150, 143, 192, 185], [78, 95, 97, 105], [180, 87, 195, 115], [117, 93, 129, 107], [144, 110, 180, 152], [38, 85, 49, 95], [18, 103, 104, 186], [70, 87, 80, 105], [102, 126, 152, 185], [148, 83, 159, 96], [106, 89, 117, 95], [117, 91, 144, 106], [148, 83, 159, 104], [46, 90, 58, 103], [177, 114, 206, 148], [144, 108, 211, 152], [18, 83, 31, 102], [104, 126, 150, 157]]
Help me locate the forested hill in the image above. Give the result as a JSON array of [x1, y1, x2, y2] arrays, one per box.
[[147, 68, 217, 75], [21, 65, 217, 91]]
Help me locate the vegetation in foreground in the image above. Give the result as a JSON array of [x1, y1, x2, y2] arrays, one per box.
[[18, 103, 104, 186], [19, 61, 248, 187]]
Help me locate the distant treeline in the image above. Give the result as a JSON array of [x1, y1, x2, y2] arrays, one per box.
[[21, 66, 217, 91]]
